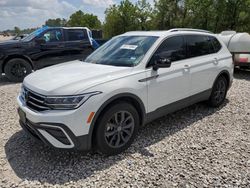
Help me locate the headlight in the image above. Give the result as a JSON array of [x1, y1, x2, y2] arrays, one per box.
[[44, 91, 102, 110], [19, 84, 26, 101]]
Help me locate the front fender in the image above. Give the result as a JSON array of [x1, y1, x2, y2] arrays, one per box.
[[86, 92, 147, 151]]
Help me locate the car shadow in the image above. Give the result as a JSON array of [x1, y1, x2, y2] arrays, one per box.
[[4, 100, 228, 185], [0, 75, 17, 86], [234, 68, 250, 81]]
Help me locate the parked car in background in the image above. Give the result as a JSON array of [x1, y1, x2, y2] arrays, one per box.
[[17, 29, 233, 155], [234, 53, 250, 68], [0, 26, 102, 82]]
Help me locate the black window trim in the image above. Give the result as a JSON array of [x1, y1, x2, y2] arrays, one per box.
[[145, 33, 223, 69]]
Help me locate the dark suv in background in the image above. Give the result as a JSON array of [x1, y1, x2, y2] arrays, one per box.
[[0, 27, 102, 82]]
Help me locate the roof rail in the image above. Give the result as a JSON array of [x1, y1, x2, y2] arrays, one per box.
[[169, 28, 213, 34]]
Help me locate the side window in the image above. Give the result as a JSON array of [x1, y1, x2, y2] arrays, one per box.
[[209, 36, 222, 53], [41, 29, 63, 43], [186, 35, 211, 58], [149, 36, 186, 65], [206, 36, 215, 53], [66, 30, 87, 41]]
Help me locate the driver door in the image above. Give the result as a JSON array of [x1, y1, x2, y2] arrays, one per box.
[[146, 35, 191, 113], [32, 29, 68, 69]]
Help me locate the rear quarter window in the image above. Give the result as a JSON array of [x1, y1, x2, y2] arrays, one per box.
[[209, 36, 222, 53], [66, 29, 88, 41]]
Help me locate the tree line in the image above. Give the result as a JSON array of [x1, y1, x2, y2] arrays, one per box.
[[5, 0, 250, 38], [103, 0, 250, 38], [3, 10, 101, 35]]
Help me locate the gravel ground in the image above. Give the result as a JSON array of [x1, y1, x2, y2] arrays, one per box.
[[0, 36, 13, 41], [0, 69, 250, 187]]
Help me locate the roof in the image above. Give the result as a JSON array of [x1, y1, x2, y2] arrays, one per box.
[[61, 27, 89, 30], [121, 28, 214, 38], [45, 26, 90, 31]]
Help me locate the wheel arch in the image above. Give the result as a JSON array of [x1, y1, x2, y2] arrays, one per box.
[[88, 93, 146, 150], [214, 70, 231, 89], [2, 55, 33, 73]]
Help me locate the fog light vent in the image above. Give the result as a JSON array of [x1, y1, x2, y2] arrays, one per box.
[[46, 128, 71, 145]]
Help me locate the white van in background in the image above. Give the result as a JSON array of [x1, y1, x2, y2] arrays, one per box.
[[217, 31, 250, 68]]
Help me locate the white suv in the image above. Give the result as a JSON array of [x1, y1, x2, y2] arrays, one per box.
[[17, 29, 233, 155]]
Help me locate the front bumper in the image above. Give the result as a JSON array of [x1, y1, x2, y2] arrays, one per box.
[[16, 93, 101, 150], [18, 108, 91, 150]]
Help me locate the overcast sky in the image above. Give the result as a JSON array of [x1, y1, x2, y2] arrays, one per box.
[[0, 0, 154, 31]]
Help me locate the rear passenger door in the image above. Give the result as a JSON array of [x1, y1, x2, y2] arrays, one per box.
[[185, 35, 220, 95], [64, 29, 94, 61]]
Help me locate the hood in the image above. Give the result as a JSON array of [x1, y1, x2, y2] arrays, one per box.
[[24, 60, 133, 95], [0, 39, 21, 45], [0, 39, 22, 48]]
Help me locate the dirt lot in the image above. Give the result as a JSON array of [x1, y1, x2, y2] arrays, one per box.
[[0, 36, 13, 41], [0, 70, 249, 187]]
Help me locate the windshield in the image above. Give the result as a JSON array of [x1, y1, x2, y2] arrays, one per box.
[[85, 36, 158, 67], [22, 26, 49, 42]]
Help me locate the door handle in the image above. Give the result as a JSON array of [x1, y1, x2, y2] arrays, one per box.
[[57, 44, 64, 48], [138, 75, 159, 82], [184, 64, 190, 69], [214, 58, 219, 65]]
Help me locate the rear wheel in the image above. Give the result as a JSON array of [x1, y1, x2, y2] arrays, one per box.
[[95, 102, 139, 155], [207, 76, 228, 107], [239, 66, 250, 70], [4, 58, 32, 82]]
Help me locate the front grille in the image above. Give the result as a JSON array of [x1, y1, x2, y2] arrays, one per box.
[[22, 87, 51, 112]]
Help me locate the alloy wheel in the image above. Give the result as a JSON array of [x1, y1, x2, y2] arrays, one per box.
[[104, 111, 135, 148], [11, 62, 27, 78], [213, 78, 226, 104]]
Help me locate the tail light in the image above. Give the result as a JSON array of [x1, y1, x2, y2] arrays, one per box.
[[239, 57, 248, 63]]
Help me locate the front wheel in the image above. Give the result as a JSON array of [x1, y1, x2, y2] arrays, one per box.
[[207, 76, 228, 107], [4, 58, 32, 82], [94, 102, 140, 155]]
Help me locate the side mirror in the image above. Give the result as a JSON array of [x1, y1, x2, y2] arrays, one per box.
[[153, 57, 172, 71], [35, 38, 46, 45], [15, 36, 21, 40]]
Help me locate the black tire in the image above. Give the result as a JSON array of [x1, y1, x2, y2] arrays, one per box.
[[4, 58, 32, 82], [207, 76, 228, 107], [94, 102, 140, 155], [239, 66, 250, 70]]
